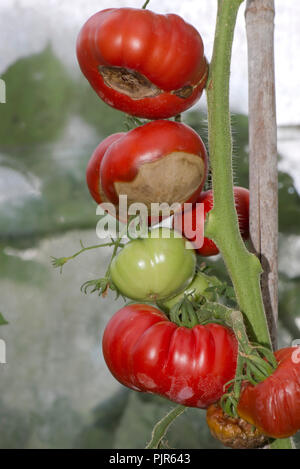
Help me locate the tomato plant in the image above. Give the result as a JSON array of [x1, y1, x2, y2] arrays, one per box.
[[66, 0, 293, 450], [174, 186, 249, 256], [102, 303, 238, 408], [86, 120, 207, 215], [237, 347, 300, 439], [110, 228, 196, 301], [76, 8, 208, 119]]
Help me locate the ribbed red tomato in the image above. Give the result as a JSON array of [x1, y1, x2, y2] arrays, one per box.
[[102, 304, 238, 408], [174, 187, 249, 256], [237, 347, 300, 439], [76, 8, 208, 119], [86, 132, 124, 204], [86, 120, 207, 216]]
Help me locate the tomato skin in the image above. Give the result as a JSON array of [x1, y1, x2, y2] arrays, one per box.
[[86, 133, 125, 204], [174, 187, 249, 256], [76, 8, 208, 119], [237, 347, 300, 438], [86, 120, 207, 213], [102, 304, 238, 408], [110, 228, 196, 302]]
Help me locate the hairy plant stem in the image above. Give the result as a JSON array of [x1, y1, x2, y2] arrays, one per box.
[[146, 405, 186, 449], [205, 0, 270, 347], [206, 0, 293, 449]]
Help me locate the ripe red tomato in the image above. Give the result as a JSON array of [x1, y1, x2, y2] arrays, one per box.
[[86, 132, 124, 204], [174, 187, 249, 256], [237, 347, 300, 438], [102, 304, 238, 408], [76, 8, 208, 119], [86, 120, 207, 217]]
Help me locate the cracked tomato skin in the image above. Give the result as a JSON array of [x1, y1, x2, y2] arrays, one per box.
[[86, 120, 207, 216], [237, 347, 300, 439], [102, 304, 238, 408], [76, 8, 208, 118], [174, 187, 249, 256]]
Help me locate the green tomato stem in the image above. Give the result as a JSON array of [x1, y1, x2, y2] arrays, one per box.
[[206, 0, 293, 449], [205, 0, 270, 346], [51, 241, 124, 273], [142, 0, 150, 10], [104, 221, 130, 278], [145, 405, 186, 449]]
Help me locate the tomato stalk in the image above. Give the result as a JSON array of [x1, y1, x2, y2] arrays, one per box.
[[51, 240, 125, 273], [205, 0, 270, 346], [80, 216, 138, 297], [205, 0, 294, 449], [146, 405, 186, 449], [219, 310, 277, 418], [142, 0, 150, 10], [51, 216, 137, 297]]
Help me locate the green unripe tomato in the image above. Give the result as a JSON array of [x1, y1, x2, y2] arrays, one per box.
[[110, 227, 196, 301], [162, 272, 215, 311]]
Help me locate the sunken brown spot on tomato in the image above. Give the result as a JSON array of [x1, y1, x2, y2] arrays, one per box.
[[206, 403, 269, 449], [99, 66, 162, 99], [171, 85, 193, 99], [114, 152, 205, 209], [99, 66, 200, 101]]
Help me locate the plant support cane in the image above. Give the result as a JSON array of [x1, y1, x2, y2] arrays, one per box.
[[246, 0, 278, 349], [205, 0, 293, 449]]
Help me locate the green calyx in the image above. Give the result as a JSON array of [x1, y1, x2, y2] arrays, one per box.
[[160, 271, 216, 312], [167, 295, 277, 416]]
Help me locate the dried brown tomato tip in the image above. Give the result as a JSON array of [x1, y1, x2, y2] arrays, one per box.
[[206, 403, 269, 449]]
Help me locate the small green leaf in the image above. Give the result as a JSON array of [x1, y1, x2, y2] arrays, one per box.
[[51, 256, 69, 273], [80, 277, 109, 296]]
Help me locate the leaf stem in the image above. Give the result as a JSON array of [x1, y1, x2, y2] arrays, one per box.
[[145, 405, 186, 449], [51, 241, 124, 272], [104, 220, 131, 277]]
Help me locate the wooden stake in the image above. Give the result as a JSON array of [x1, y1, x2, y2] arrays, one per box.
[[245, 0, 278, 348]]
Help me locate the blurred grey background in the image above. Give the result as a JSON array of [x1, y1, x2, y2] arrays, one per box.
[[0, 0, 299, 449]]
